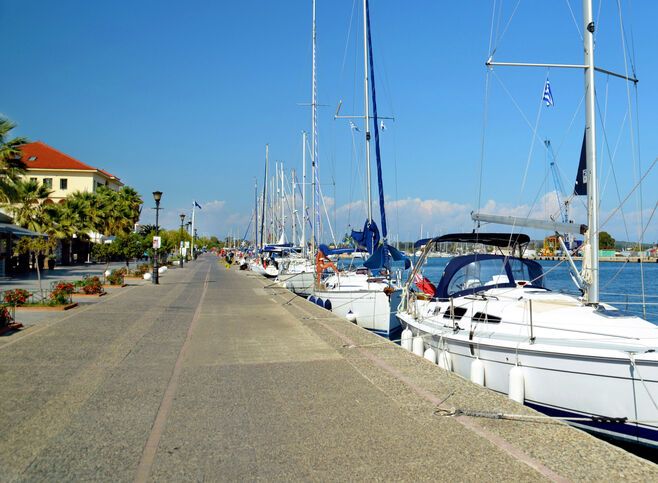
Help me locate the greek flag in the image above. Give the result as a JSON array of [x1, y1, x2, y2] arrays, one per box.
[[542, 79, 554, 107], [193, 200, 202, 209], [380, 120, 386, 131]]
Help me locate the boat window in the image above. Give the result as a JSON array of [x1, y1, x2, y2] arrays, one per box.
[[446, 258, 509, 295], [471, 312, 501, 324], [443, 306, 467, 320]]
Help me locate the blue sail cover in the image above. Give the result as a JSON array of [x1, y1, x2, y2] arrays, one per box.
[[364, 243, 411, 270], [351, 219, 380, 254], [574, 131, 587, 196], [318, 244, 360, 256], [365, 0, 388, 241]]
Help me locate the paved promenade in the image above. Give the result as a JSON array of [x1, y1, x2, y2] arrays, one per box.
[[1, 255, 657, 481]]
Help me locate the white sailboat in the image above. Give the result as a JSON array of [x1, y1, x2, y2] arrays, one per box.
[[397, 1, 658, 448], [311, 0, 409, 338]]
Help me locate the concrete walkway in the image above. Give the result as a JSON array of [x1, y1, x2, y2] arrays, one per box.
[[0, 254, 656, 481]]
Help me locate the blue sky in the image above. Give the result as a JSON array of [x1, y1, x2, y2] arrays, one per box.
[[4, 1, 658, 243]]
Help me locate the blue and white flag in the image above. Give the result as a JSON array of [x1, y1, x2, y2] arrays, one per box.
[[193, 200, 202, 210], [542, 79, 554, 107], [349, 121, 360, 132], [380, 120, 386, 131]]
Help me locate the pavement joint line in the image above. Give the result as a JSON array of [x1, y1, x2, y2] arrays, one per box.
[[0, 284, 137, 351], [134, 262, 211, 483], [265, 281, 568, 483]]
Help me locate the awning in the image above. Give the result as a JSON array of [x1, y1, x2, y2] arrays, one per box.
[[0, 223, 47, 237]]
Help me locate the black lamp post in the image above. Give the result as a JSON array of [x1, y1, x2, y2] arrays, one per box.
[[193, 228, 198, 259], [186, 221, 192, 261], [179, 213, 185, 267], [152, 191, 163, 284]]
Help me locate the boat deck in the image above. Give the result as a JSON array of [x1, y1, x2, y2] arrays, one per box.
[[1, 255, 656, 480]]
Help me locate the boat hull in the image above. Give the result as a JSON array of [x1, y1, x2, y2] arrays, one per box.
[[278, 271, 314, 297], [313, 288, 401, 337], [398, 312, 658, 448]]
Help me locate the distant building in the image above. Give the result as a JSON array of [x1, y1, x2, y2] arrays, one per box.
[[17, 141, 122, 203]]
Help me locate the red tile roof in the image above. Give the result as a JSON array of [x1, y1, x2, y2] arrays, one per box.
[[19, 141, 121, 182]]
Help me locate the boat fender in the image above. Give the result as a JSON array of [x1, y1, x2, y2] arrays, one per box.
[[323, 299, 332, 310], [346, 311, 357, 323], [401, 328, 413, 351], [315, 297, 324, 307], [412, 336, 424, 356], [438, 349, 452, 371], [470, 358, 485, 386], [423, 347, 437, 364], [308, 295, 316, 304], [508, 365, 525, 403]]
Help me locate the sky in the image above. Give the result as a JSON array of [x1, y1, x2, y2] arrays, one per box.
[[4, 1, 658, 244]]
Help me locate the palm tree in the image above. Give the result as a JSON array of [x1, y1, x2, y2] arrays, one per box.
[[0, 117, 28, 203], [5, 179, 53, 232]]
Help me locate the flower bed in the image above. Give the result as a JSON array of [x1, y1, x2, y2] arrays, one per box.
[[74, 276, 105, 295], [0, 305, 24, 335]]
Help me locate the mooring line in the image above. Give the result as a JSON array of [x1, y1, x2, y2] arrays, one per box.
[[134, 262, 211, 483]]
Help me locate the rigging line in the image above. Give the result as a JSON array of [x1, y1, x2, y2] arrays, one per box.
[[487, 0, 498, 57], [594, 90, 631, 241], [600, 158, 658, 230], [339, 0, 358, 84], [565, 0, 583, 41], [492, 0, 523, 56], [476, 68, 492, 218]]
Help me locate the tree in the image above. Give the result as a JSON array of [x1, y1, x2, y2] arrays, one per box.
[[113, 232, 148, 268], [14, 236, 56, 300], [599, 231, 616, 250], [4, 179, 53, 232], [0, 117, 28, 203]]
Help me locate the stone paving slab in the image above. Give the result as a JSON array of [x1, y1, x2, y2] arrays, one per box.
[[0, 255, 656, 482]]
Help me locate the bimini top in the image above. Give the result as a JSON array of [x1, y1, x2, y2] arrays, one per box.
[[414, 232, 530, 249]]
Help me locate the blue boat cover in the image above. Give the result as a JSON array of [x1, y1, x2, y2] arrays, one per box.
[[318, 244, 360, 256], [364, 243, 411, 270], [351, 219, 380, 254]]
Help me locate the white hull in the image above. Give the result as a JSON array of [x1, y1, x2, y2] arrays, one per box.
[[312, 287, 401, 337], [398, 291, 658, 447], [278, 271, 315, 297]]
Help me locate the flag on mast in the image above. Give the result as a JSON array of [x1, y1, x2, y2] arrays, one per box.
[[193, 201, 202, 209], [349, 121, 360, 132], [542, 79, 554, 107]]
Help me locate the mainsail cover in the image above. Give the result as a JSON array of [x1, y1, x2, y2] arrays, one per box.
[[351, 219, 380, 254], [574, 131, 587, 196], [364, 243, 411, 270]]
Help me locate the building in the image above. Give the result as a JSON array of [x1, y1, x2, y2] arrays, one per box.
[[18, 141, 122, 202]]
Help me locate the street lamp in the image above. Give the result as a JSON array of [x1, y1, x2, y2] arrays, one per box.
[[185, 221, 192, 261], [179, 213, 186, 267], [152, 191, 163, 284]]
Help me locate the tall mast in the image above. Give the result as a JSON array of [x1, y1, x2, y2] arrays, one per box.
[[254, 178, 258, 247], [362, 0, 373, 223], [281, 162, 286, 242], [311, 0, 318, 254], [261, 145, 268, 249], [583, 0, 599, 304], [301, 131, 307, 254], [292, 168, 297, 246]]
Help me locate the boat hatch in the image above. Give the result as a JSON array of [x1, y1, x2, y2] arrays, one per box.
[[443, 306, 468, 320], [471, 312, 502, 324]]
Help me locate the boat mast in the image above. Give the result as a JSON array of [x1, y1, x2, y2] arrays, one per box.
[[301, 131, 307, 255], [362, 0, 373, 223], [261, 145, 268, 249], [310, 0, 318, 255], [281, 162, 286, 242], [583, 0, 599, 304], [254, 177, 258, 248], [290, 169, 297, 245]]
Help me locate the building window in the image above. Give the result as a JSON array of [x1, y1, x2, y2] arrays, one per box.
[[60, 178, 68, 190], [43, 178, 53, 189], [30, 177, 37, 183]]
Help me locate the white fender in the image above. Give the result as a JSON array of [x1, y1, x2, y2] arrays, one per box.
[[470, 358, 485, 386], [412, 336, 424, 357], [438, 349, 452, 371], [508, 365, 525, 403], [423, 347, 437, 364], [401, 329, 413, 351]]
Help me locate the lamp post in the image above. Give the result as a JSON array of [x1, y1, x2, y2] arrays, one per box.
[[193, 228, 198, 259], [186, 221, 192, 261], [152, 191, 163, 284], [179, 213, 186, 267]]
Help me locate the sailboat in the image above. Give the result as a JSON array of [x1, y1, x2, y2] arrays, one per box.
[[396, 2, 658, 448], [311, 0, 409, 338]]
